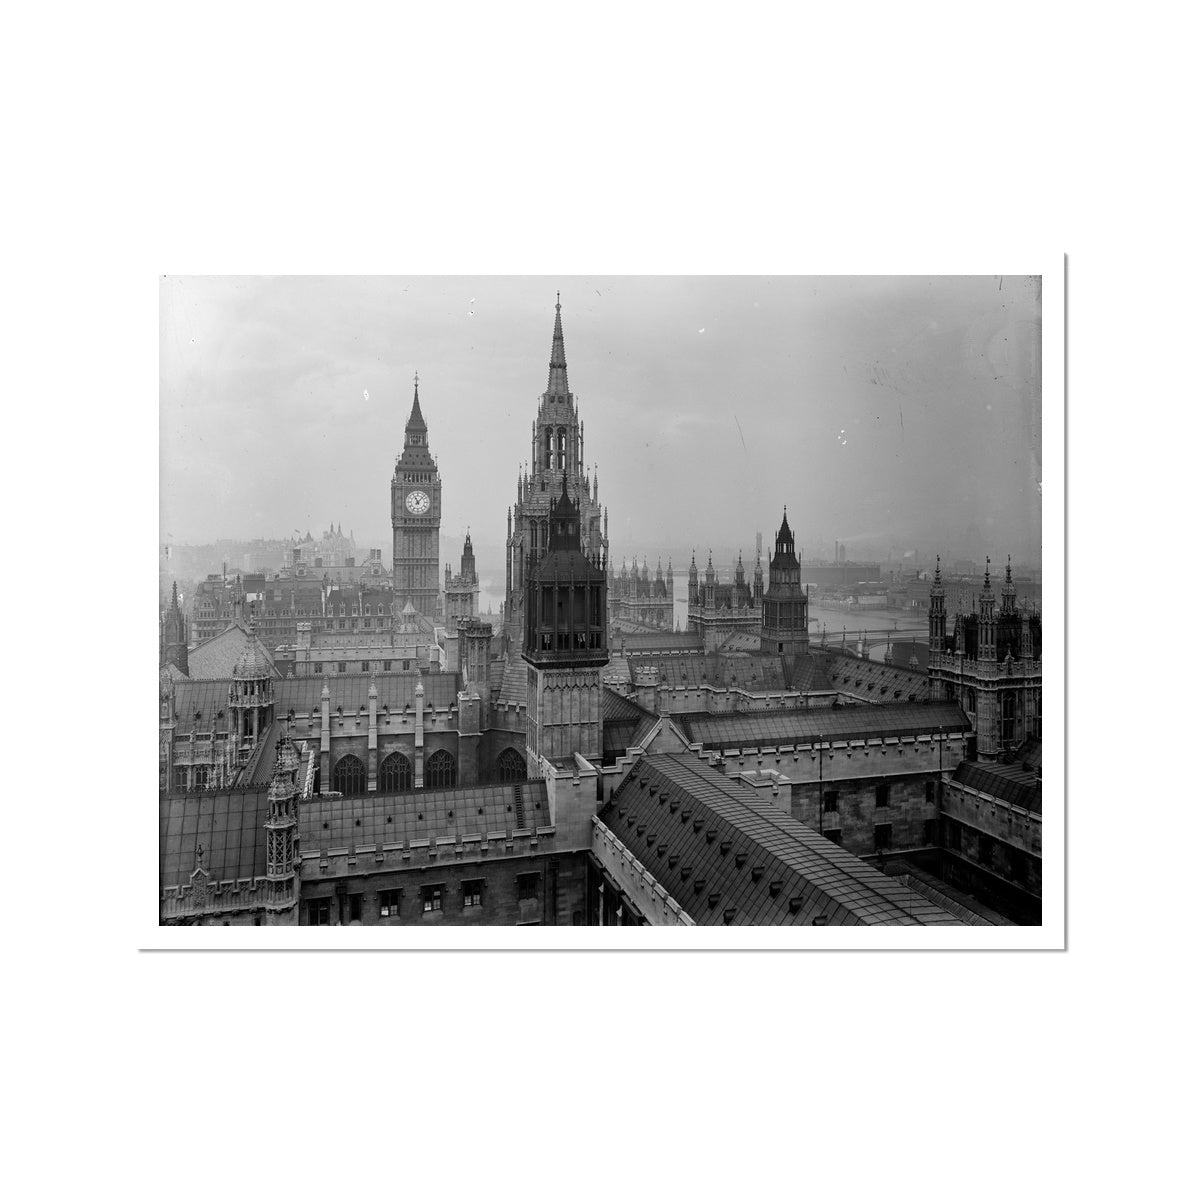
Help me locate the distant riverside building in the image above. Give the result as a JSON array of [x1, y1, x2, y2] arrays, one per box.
[[927, 555, 1042, 761], [686, 549, 760, 652], [610, 556, 673, 631]]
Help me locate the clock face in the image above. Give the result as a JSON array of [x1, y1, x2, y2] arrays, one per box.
[[405, 490, 431, 515]]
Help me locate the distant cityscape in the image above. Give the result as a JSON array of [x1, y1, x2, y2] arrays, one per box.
[[160, 288, 1042, 928]]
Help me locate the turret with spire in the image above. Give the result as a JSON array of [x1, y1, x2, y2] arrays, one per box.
[[929, 554, 947, 653], [160, 579, 189, 676], [978, 556, 997, 661]]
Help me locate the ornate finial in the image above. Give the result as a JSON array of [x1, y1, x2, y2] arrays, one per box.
[[414, 370, 419, 389], [1006, 554, 1013, 583], [556, 290, 561, 308]]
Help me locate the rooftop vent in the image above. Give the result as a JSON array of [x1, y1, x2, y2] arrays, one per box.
[[707, 892, 721, 909], [669, 855, 680, 868], [723, 907, 737, 924], [706, 830, 717, 844], [669, 800, 680, 814], [769, 881, 783, 898], [693, 819, 704, 833], [751, 866, 764, 882], [693, 877, 707, 894], [788, 897, 803, 914], [680, 865, 693, 880], [637, 824, 646, 836], [719, 840, 732, 856], [680, 808, 692, 823], [735, 852, 747, 868], [646, 833, 657, 846]]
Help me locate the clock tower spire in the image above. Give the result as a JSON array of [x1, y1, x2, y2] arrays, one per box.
[[392, 372, 442, 619]]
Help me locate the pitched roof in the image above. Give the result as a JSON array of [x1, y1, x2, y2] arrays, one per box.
[[817, 650, 931, 702], [188, 621, 280, 680], [496, 659, 527, 707], [299, 779, 550, 852], [952, 761, 1042, 814], [679, 701, 971, 751], [171, 679, 237, 730], [601, 688, 660, 762], [599, 756, 960, 925], [160, 787, 271, 891]]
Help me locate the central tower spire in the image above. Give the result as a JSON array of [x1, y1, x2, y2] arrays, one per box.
[[546, 292, 570, 399]]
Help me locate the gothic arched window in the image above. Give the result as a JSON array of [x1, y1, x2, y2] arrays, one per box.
[[495, 747, 526, 783], [426, 749, 456, 790], [379, 752, 413, 793], [333, 753, 366, 796]]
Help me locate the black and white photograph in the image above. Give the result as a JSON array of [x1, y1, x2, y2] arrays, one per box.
[[12, 5, 1193, 1196], [157, 274, 1056, 940]]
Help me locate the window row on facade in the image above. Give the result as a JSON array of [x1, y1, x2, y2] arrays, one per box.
[[302, 872, 540, 924]]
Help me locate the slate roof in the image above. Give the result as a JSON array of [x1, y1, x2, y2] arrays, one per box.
[[649, 652, 789, 693], [299, 779, 551, 851], [679, 701, 971, 751], [160, 788, 271, 890], [171, 679, 237, 730], [187, 621, 281, 680], [601, 688, 660, 762], [817, 650, 931, 702], [244, 720, 282, 786], [598, 756, 960, 925], [717, 631, 760, 652], [601, 656, 633, 688], [783, 654, 835, 692], [952, 761, 1042, 814], [496, 659, 527, 707]]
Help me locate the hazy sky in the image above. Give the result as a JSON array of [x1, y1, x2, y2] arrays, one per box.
[[160, 275, 1040, 565]]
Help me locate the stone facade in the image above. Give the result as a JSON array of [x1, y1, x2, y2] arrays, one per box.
[[927, 556, 1042, 760]]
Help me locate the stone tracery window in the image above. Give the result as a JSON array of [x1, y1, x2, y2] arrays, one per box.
[[426, 749, 456, 789], [333, 753, 366, 795], [379, 752, 413, 792], [495, 747, 526, 783]]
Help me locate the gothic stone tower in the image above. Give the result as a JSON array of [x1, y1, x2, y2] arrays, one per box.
[[392, 375, 442, 620], [523, 476, 609, 767], [928, 555, 1042, 760], [160, 580, 188, 675], [760, 508, 809, 654], [505, 296, 608, 653]]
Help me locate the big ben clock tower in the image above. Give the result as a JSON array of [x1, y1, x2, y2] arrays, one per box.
[[392, 374, 442, 619]]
